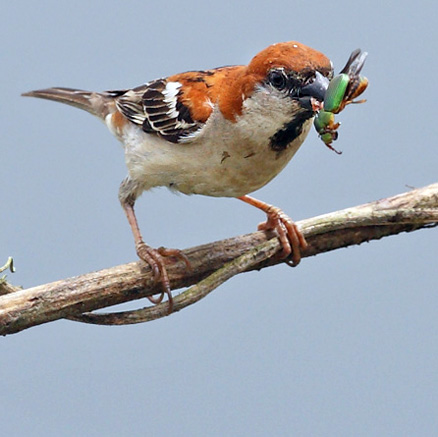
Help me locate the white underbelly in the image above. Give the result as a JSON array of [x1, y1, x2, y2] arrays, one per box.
[[119, 117, 312, 198]]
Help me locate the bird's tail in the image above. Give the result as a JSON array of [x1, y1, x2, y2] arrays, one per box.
[[22, 87, 114, 119]]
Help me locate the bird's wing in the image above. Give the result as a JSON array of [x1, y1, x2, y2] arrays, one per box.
[[113, 76, 214, 143]]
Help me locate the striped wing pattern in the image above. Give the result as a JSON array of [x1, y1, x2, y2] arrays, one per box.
[[114, 79, 202, 143]]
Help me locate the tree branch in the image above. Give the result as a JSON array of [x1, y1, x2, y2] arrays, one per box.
[[1, 183, 437, 336]]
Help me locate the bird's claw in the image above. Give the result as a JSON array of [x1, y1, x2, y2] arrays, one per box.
[[157, 246, 192, 271], [136, 241, 191, 314], [258, 207, 308, 266]]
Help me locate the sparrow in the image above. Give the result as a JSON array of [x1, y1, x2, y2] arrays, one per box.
[[23, 41, 333, 312]]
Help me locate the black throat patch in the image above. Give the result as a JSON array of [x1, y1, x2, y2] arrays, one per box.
[[269, 111, 313, 152]]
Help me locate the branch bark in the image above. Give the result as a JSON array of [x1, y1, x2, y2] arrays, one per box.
[[1, 183, 437, 336]]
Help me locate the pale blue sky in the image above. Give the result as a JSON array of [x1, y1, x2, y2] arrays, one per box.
[[2, 1, 438, 435]]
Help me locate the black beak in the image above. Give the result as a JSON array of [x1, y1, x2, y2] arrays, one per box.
[[297, 71, 329, 111]]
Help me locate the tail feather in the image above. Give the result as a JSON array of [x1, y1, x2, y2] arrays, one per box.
[[22, 87, 112, 119]]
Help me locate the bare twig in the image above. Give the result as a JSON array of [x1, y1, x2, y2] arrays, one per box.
[[1, 183, 437, 335]]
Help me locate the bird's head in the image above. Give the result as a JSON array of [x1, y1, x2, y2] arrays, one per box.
[[249, 41, 333, 111], [218, 42, 333, 150]]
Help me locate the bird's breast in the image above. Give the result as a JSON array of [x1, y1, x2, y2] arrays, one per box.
[[110, 109, 313, 198]]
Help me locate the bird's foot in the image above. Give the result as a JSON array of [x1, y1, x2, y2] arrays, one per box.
[[136, 241, 190, 313], [258, 206, 308, 266], [156, 246, 191, 270]]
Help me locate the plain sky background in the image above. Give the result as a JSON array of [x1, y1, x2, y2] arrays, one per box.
[[2, 1, 438, 435]]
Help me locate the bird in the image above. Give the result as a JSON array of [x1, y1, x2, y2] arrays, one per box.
[[23, 41, 334, 312]]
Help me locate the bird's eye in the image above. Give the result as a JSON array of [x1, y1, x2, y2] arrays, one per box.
[[268, 70, 287, 90]]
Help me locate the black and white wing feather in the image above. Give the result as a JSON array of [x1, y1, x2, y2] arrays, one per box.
[[114, 79, 203, 143]]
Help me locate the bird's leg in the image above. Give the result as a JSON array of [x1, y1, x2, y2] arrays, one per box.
[[119, 178, 189, 313], [237, 195, 308, 266], [121, 199, 173, 310]]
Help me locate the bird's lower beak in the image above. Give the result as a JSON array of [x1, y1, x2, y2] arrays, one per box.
[[298, 71, 329, 111]]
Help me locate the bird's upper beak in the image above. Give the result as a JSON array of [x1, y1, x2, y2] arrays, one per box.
[[298, 71, 329, 112]]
